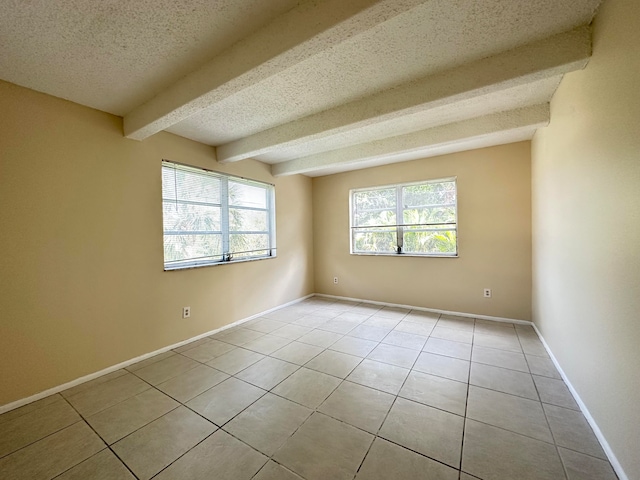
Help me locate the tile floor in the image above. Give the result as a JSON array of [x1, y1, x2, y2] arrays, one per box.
[[0, 297, 619, 480]]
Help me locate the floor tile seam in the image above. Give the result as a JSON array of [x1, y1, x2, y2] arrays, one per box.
[[375, 432, 463, 473], [0, 417, 88, 461], [465, 417, 563, 449], [59, 395, 141, 480], [131, 351, 206, 384], [64, 369, 148, 402], [540, 394, 573, 480], [126, 352, 178, 374], [394, 391, 468, 420], [141, 427, 220, 480], [267, 373, 342, 411], [467, 358, 530, 374], [46, 445, 114, 480], [249, 458, 308, 480], [0, 394, 67, 427], [467, 380, 539, 402]]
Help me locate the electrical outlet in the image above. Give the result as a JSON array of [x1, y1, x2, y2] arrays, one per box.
[[182, 306, 191, 318], [483, 288, 492, 298], [333, 276, 339, 284]]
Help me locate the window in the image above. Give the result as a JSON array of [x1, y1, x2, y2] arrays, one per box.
[[350, 177, 457, 257], [162, 161, 276, 270]]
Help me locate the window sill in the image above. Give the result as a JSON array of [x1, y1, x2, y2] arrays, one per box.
[[350, 252, 458, 258], [164, 254, 277, 271]]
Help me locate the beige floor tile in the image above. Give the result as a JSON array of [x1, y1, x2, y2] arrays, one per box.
[[470, 363, 538, 400], [399, 371, 468, 416], [348, 325, 392, 342], [131, 354, 201, 386], [65, 373, 150, 417], [533, 375, 580, 410], [125, 351, 176, 372], [112, 406, 216, 480], [413, 352, 470, 383], [206, 347, 264, 375], [473, 332, 523, 353], [431, 326, 474, 344], [346, 359, 409, 395], [274, 412, 374, 480], [329, 336, 378, 357], [0, 398, 80, 457], [297, 329, 343, 348], [394, 320, 434, 336], [462, 419, 565, 480], [224, 393, 312, 456], [559, 447, 618, 480], [272, 368, 341, 408], [235, 357, 299, 390], [241, 334, 293, 355], [0, 422, 105, 480], [519, 337, 549, 357], [86, 388, 178, 444], [543, 404, 607, 459], [378, 306, 410, 318], [254, 460, 304, 480], [156, 364, 229, 403], [335, 311, 371, 323], [186, 377, 265, 426], [356, 437, 459, 480], [271, 341, 324, 365], [263, 309, 306, 323], [526, 355, 562, 379], [244, 318, 288, 334], [405, 310, 440, 323], [304, 350, 362, 378], [363, 316, 401, 329], [154, 429, 267, 480], [424, 337, 472, 360], [172, 337, 213, 354], [180, 340, 236, 363], [474, 319, 517, 338], [437, 315, 475, 332], [0, 394, 63, 425], [379, 397, 464, 468], [270, 324, 313, 340], [292, 315, 329, 328], [56, 449, 135, 480], [471, 345, 529, 372], [317, 318, 360, 334], [466, 386, 553, 442], [217, 328, 265, 346], [318, 381, 394, 433], [381, 330, 428, 350], [367, 343, 420, 368], [460, 473, 480, 480], [61, 370, 128, 398]]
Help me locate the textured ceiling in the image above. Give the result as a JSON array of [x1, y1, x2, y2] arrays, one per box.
[[0, 0, 602, 176]]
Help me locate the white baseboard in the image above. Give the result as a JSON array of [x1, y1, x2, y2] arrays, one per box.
[[532, 325, 628, 480], [0, 294, 313, 415], [314, 293, 533, 325]]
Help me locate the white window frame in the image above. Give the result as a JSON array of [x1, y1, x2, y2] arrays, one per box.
[[349, 177, 458, 257], [162, 160, 276, 270]]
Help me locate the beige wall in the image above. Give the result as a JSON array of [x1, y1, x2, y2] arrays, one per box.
[[0, 81, 314, 406], [531, 0, 640, 477], [312, 142, 532, 321]]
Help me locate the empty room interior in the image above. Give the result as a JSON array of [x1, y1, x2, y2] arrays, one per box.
[[0, 0, 638, 479]]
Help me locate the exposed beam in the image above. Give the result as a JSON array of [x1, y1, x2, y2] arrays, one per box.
[[219, 26, 589, 163], [271, 104, 549, 177], [123, 0, 429, 140]]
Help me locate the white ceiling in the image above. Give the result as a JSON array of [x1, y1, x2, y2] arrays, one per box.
[[0, 0, 601, 177]]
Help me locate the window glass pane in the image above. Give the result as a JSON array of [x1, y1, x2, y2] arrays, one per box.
[[164, 234, 222, 264], [169, 169, 221, 204], [229, 181, 267, 208], [229, 234, 270, 256], [352, 227, 397, 253], [402, 229, 457, 255], [402, 182, 456, 208], [403, 206, 456, 225], [353, 188, 396, 227], [229, 208, 267, 232], [163, 202, 221, 232]]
